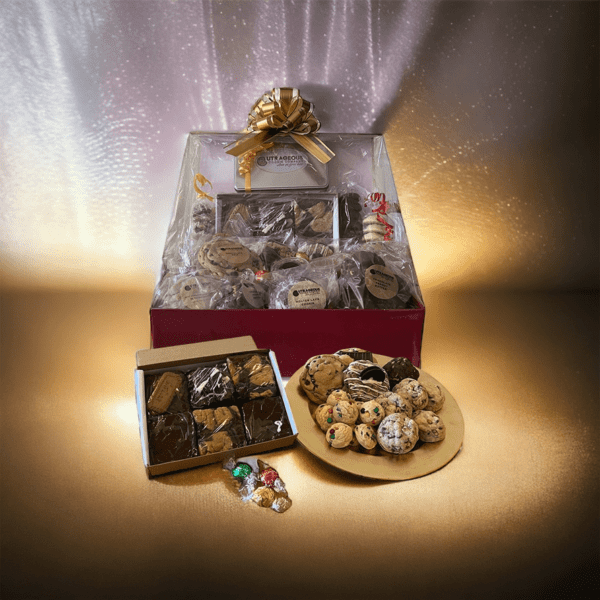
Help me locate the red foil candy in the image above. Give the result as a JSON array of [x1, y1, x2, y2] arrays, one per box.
[[259, 467, 279, 488]]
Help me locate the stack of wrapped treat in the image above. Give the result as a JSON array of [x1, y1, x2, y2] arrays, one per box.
[[152, 189, 421, 312]]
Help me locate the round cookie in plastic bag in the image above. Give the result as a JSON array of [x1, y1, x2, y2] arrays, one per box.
[[268, 262, 338, 310], [350, 247, 412, 309]]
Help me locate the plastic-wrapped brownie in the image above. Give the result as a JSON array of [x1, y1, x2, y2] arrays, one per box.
[[227, 353, 278, 400], [188, 361, 236, 409], [145, 371, 191, 415], [339, 192, 364, 241], [192, 405, 247, 455], [217, 193, 295, 239], [351, 249, 412, 309], [242, 396, 293, 444], [148, 412, 198, 464], [294, 194, 337, 239]]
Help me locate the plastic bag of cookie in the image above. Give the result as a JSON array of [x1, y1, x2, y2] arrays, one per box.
[[192, 405, 247, 456], [198, 234, 265, 278], [293, 193, 338, 240], [213, 272, 269, 310], [226, 352, 279, 401], [348, 245, 414, 309], [267, 262, 339, 309], [164, 270, 228, 310]]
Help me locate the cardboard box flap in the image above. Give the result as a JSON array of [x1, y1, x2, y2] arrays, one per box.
[[136, 335, 257, 370]]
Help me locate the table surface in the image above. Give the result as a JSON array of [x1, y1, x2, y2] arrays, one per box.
[[1, 289, 598, 599]]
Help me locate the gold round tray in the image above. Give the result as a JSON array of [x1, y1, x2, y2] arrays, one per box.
[[285, 354, 465, 481]]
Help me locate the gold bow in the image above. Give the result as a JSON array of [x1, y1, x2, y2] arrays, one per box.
[[226, 87, 335, 191]]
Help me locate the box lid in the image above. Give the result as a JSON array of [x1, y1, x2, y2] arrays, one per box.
[[136, 335, 257, 370]]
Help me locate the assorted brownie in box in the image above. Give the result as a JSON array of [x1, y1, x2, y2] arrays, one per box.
[[135, 336, 297, 477]]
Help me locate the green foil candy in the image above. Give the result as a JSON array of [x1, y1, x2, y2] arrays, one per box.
[[232, 463, 253, 479]]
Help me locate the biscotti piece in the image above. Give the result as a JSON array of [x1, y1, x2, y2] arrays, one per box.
[[146, 371, 190, 415]]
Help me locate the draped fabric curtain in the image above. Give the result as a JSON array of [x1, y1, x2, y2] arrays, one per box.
[[0, 0, 597, 290]]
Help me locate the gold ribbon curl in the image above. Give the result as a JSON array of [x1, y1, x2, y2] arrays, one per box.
[[226, 87, 335, 191], [193, 172, 214, 201]]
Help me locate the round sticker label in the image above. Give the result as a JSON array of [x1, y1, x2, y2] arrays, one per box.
[[241, 282, 265, 308], [287, 280, 327, 309], [255, 147, 308, 173], [365, 265, 399, 300], [215, 241, 250, 265], [179, 279, 209, 309]]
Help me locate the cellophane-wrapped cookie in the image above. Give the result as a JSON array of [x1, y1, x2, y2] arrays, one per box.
[[216, 193, 296, 240], [267, 262, 338, 309], [227, 353, 278, 400], [349, 244, 413, 309], [293, 194, 337, 239], [215, 276, 269, 310], [192, 405, 247, 456]]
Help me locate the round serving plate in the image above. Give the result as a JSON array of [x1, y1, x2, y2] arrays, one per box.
[[285, 354, 465, 481]]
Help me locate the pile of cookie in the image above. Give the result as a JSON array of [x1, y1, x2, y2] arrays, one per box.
[[299, 349, 446, 455], [144, 352, 293, 465]]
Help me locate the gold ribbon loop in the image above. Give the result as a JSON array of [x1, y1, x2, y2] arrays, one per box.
[[193, 173, 214, 201], [225, 87, 335, 190]]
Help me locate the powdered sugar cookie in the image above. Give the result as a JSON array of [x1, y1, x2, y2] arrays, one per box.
[[376, 391, 413, 418], [377, 413, 419, 454]]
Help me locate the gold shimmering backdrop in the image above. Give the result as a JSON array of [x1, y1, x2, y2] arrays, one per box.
[[1, 1, 598, 599]]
